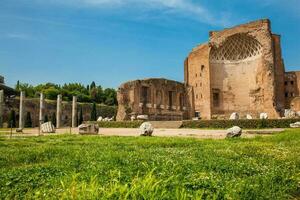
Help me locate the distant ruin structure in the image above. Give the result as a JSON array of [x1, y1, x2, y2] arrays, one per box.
[[117, 19, 300, 120]]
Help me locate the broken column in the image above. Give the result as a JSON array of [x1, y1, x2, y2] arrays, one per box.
[[19, 91, 25, 129], [0, 90, 4, 128], [72, 96, 77, 127], [39, 93, 44, 124], [56, 94, 62, 128]]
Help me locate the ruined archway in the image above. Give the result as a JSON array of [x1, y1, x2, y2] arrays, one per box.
[[210, 33, 263, 115]]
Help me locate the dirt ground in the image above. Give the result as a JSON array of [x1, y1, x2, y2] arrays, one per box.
[[0, 127, 285, 139]]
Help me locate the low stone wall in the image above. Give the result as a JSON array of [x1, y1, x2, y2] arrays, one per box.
[[2, 97, 116, 128]]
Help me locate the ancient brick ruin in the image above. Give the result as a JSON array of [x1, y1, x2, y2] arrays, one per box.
[[117, 19, 300, 120]]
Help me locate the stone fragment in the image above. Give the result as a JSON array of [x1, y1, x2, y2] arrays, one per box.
[[229, 112, 239, 120], [290, 122, 300, 128], [130, 115, 136, 121], [41, 122, 56, 133], [260, 113, 268, 119], [97, 116, 103, 122], [284, 109, 297, 118], [140, 122, 154, 136], [246, 114, 253, 119], [192, 117, 199, 121], [137, 115, 149, 121], [78, 123, 99, 135], [16, 128, 23, 133], [226, 126, 242, 138]]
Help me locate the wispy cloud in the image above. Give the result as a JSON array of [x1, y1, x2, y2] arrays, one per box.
[[35, 0, 233, 27], [1, 33, 31, 40]]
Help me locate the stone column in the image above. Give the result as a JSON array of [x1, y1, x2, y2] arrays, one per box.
[[19, 91, 25, 129], [0, 90, 4, 128], [72, 96, 77, 127], [56, 94, 62, 128], [39, 93, 44, 124]]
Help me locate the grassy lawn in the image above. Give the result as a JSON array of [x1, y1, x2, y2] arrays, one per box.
[[0, 130, 299, 199]]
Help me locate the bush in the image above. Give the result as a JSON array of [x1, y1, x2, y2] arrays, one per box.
[[97, 105, 117, 118], [98, 121, 143, 128], [25, 112, 32, 128], [181, 119, 300, 129]]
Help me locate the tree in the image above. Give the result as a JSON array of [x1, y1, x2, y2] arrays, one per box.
[[90, 81, 96, 90], [15, 80, 20, 91], [25, 112, 32, 128], [8, 110, 16, 128], [44, 87, 60, 100], [90, 103, 97, 121], [51, 113, 56, 127], [44, 114, 49, 122], [103, 88, 117, 106], [78, 107, 83, 125]]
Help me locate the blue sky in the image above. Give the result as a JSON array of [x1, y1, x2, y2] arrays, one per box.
[[1, 0, 300, 88]]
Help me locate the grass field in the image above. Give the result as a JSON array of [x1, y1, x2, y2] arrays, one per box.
[[0, 130, 299, 199]]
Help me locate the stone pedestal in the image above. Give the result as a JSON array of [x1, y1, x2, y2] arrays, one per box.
[[0, 90, 4, 128], [56, 94, 62, 128], [72, 96, 77, 127], [19, 91, 25, 129], [39, 93, 44, 124]]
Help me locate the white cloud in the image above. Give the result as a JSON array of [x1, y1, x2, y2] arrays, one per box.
[[4, 33, 31, 40], [36, 0, 231, 26]]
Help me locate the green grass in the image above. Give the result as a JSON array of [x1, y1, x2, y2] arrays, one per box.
[[0, 130, 300, 199]]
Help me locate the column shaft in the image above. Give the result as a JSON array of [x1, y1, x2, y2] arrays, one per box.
[[19, 91, 25, 129], [72, 96, 77, 127], [56, 94, 62, 128]]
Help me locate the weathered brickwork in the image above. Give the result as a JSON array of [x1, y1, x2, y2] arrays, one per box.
[[116, 79, 192, 121], [117, 19, 300, 120]]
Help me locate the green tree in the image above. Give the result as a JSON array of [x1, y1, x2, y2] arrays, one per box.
[[25, 112, 32, 128], [15, 80, 20, 91], [44, 87, 60, 100], [90, 81, 96, 90], [44, 114, 49, 122], [103, 88, 117, 106], [51, 113, 56, 127], [8, 110, 16, 128], [90, 103, 97, 121], [78, 107, 84, 125]]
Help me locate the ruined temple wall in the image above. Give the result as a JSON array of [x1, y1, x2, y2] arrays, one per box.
[[209, 19, 279, 118], [210, 57, 264, 117], [117, 79, 190, 121], [185, 44, 212, 119], [272, 34, 286, 113]]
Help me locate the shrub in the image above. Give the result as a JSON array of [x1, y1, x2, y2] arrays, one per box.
[[90, 103, 97, 121], [181, 119, 300, 129], [25, 112, 32, 128], [8, 110, 16, 128], [51, 113, 56, 127], [98, 121, 143, 128]]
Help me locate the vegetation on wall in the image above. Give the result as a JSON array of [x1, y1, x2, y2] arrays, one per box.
[[15, 81, 117, 106]]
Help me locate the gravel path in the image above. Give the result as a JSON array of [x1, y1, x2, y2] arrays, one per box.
[[0, 127, 285, 139]]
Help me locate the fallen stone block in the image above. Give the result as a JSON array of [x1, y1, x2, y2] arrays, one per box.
[[140, 122, 154, 136], [226, 126, 242, 138], [41, 122, 56, 133], [78, 123, 99, 135]]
